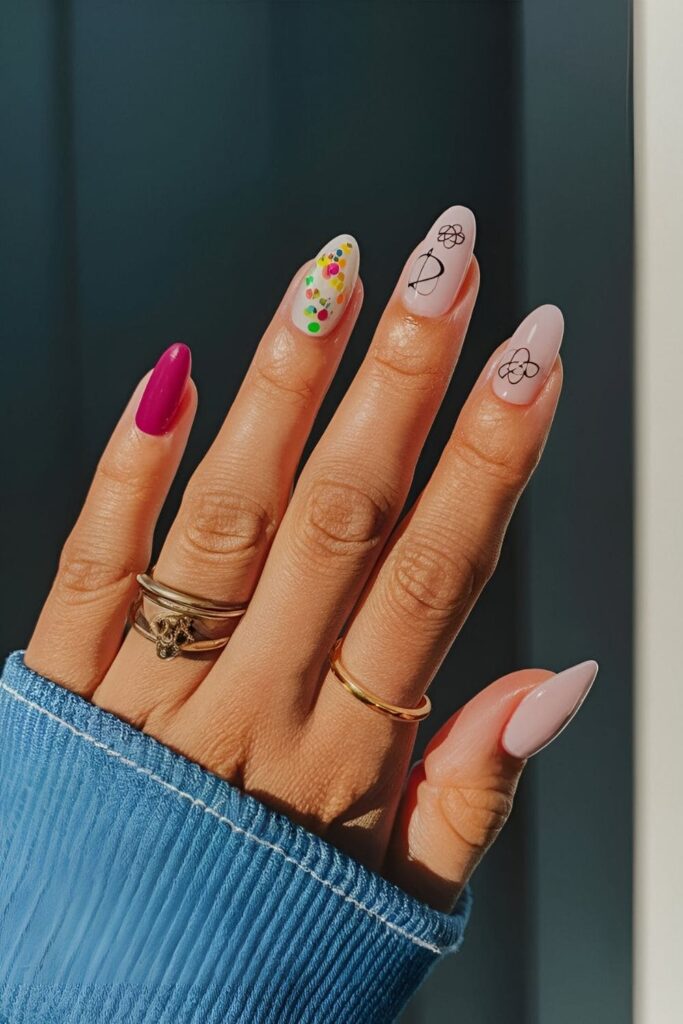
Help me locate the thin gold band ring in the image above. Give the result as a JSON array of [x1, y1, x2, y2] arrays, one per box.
[[328, 638, 431, 723], [136, 572, 248, 620]]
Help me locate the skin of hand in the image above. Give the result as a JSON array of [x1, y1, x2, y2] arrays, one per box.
[[25, 209, 597, 911]]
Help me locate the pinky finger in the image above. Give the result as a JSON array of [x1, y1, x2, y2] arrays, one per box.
[[25, 344, 196, 696], [384, 661, 598, 911]]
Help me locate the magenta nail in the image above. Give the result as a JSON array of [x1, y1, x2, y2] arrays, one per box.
[[501, 660, 599, 759], [135, 343, 191, 436]]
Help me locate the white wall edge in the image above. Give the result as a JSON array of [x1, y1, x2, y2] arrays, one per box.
[[633, 3, 683, 1022]]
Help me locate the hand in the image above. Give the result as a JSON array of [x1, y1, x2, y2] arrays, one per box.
[[25, 208, 596, 911]]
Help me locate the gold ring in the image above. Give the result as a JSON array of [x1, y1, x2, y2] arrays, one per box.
[[129, 596, 231, 659], [328, 638, 431, 723], [136, 572, 248, 620], [130, 571, 248, 660]]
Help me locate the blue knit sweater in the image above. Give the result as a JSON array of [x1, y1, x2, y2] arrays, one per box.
[[0, 652, 471, 1023]]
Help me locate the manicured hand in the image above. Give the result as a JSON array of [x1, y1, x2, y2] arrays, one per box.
[[25, 208, 597, 911]]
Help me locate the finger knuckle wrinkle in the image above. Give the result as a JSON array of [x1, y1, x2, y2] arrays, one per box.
[[388, 542, 478, 622], [58, 548, 135, 605], [97, 445, 155, 501], [253, 347, 316, 406], [371, 332, 445, 392], [182, 488, 275, 560], [450, 434, 529, 491], [439, 782, 515, 852], [301, 479, 390, 556]]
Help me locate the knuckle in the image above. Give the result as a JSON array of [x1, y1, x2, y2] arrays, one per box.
[[299, 477, 392, 558], [57, 544, 136, 607], [386, 539, 484, 624], [252, 337, 317, 406], [180, 484, 276, 563], [96, 438, 156, 502], [370, 320, 447, 393], [439, 780, 516, 853], [449, 430, 535, 493]]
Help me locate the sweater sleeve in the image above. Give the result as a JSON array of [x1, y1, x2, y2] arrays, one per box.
[[0, 652, 471, 1024]]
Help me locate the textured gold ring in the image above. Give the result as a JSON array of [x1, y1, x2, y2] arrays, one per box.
[[328, 638, 431, 723], [130, 571, 248, 660]]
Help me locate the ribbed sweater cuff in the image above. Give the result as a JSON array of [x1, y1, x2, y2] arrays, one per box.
[[0, 652, 471, 1024]]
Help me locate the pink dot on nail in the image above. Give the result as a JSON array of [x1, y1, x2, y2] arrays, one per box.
[[318, 309, 328, 321], [305, 288, 313, 298], [328, 263, 339, 275]]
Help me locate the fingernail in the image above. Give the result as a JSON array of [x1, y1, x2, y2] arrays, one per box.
[[493, 304, 564, 405], [502, 660, 599, 759], [135, 343, 192, 436], [402, 205, 476, 318], [292, 234, 359, 338]]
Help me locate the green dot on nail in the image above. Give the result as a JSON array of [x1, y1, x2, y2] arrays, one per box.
[[307, 322, 321, 333]]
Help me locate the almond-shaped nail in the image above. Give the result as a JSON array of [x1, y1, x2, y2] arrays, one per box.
[[502, 660, 598, 759], [493, 304, 564, 405], [402, 205, 476, 318], [292, 234, 359, 338], [135, 343, 191, 436]]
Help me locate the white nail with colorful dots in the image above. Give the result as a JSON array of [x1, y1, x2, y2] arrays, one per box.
[[292, 234, 359, 338]]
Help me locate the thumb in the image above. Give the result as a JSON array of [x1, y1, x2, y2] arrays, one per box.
[[384, 661, 598, 911]]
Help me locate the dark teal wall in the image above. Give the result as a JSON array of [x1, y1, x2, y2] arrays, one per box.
[[0, 3, 632, 1021], [521, 2, 633, 1022]]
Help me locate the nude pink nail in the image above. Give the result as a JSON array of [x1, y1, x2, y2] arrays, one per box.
[[135, 343, 191, 436], [501, 660, 598, 759], [402, 205, 476, 318], [493, 304, 564, 405]]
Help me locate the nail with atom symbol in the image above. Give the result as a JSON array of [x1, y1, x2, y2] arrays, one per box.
[[402, 205, 476, 318], [493, 304, 564, 405]]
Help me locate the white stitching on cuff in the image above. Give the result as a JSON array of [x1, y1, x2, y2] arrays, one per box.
[[0, 681, 447, 955]]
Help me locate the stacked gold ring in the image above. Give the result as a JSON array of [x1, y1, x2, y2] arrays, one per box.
[[130, 572, 248, 660]]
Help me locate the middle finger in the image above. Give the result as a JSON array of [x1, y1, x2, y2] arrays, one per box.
[[199, 206, 478, 716]]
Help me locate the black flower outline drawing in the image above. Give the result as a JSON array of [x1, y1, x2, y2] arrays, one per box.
[[436, 223, 466, 249], [497, 347, 540, 385]]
